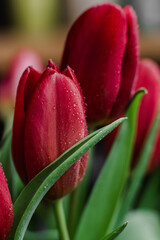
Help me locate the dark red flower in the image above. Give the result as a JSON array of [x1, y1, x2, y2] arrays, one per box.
[[12, 60, 88, 199], [61, 3, 139, 124], [0, 164, 13, 240], [104, 59, 160, 172], [133, 59, 160, 171]]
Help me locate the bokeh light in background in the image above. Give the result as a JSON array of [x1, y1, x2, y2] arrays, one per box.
[[0, 0, 160, 65], [0, 0, 160, 140]]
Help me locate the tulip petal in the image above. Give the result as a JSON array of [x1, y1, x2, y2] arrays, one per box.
[[0, 164, 13, 240], [61, 3, 128, 121], [24, 67, 42, 110], [111, 6, 139, 117], [12, 67, 41, 183], [63, 66, 80, 87], [63, 66, 86, 109], [24, 69, 88, 199], [133, 59, 160, 169]]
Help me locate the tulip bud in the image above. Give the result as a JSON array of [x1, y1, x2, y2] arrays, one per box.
[[61, 3, 139, 124], [12, 60, 88, 199], [133, 59, 160, 171], [0, 164, 13, 240]]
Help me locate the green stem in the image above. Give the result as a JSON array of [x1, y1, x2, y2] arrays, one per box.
[[54, 199, 70, 240]]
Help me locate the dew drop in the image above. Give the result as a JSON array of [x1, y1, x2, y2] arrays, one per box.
[[80, 119, 84, 124]]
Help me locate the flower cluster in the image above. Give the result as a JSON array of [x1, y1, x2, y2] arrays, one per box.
[[1, 2, 160, 240]]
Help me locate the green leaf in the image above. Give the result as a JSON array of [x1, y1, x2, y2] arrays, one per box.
[[74, 89, 145, 240], [138, 168, 160, 209], [0, 131, 23, 201], [117, 210, 160, 240], [118, 107, 160, 221], [100, 222, 128, 240], [9, 117, 126, 240], [138, 169, 160, 209], [24, 229, 58, 240]]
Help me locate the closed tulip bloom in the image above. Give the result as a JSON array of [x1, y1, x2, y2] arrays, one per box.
[[61, 3, 139, 124], [133, 59, 160, 171], [12, 60, 88, 199], [0, 164, 13, 240]]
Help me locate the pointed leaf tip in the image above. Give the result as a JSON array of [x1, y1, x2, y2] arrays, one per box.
[[100, 222, 128, 240]]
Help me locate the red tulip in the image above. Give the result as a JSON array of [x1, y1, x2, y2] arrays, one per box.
[[61, 3, 139, 124], [0, 48, 43, 103], [133, 59, 160, 171], [0, 164, 13, 240], [104, 59, 160, 172], [12, 60, 88, 199]]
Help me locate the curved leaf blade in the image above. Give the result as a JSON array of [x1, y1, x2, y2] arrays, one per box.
[[75, 89, 145, 240], [118, 107, 160, 221], [9, 117, 126, 240], [100, 222, 128, 240], [117, 210, 160, 240]]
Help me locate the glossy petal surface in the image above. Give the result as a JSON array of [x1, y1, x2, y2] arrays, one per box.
[[111, 6, 139, 117], [12, 67, 41, 183], [61, 3, 127, 121], [24, 66, 88, 199], [61, 3, 138, 123], [0, 164, 13, 240]]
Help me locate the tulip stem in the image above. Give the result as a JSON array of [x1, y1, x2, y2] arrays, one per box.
[[54, 199, 70, 240]]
